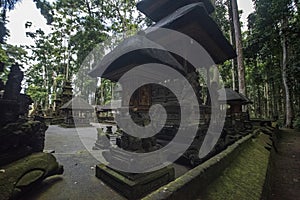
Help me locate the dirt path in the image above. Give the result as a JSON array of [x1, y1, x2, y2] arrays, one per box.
[[269, 129, 300, 200]]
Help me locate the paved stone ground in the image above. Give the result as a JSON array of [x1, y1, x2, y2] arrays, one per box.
[[269, 129, 300, 200], [23, 125, 125, 200], [22, 125, 188, 200]]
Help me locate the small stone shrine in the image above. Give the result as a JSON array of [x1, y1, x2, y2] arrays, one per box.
[[95, 82, 121, 124], [95, 105, 116, 124], [219, 88, 253, 132], [51, 80, 73, 125], [89, 0, 236, 199], [53, 95, 62, 117], [0, 63, 63, 200], [60, 96, 94, 128], [60, 80, 73, 105]]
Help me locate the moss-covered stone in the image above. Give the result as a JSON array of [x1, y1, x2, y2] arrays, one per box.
[[143, 129, 273, 200], [0, 121, 48, 166], [201, 133, 271, 200], [0, 153, 63, 200]]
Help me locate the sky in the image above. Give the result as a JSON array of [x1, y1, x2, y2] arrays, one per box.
[[6, 0, 255, 46], [6, 0, 51, 46]]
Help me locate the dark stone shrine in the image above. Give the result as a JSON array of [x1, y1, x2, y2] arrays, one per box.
[[219, 88, 253, 133], [89, 0, 236, 199], [60, 96, 94, 128]]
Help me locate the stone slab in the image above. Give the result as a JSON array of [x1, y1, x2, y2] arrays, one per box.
[[96, 164, 175, 199]]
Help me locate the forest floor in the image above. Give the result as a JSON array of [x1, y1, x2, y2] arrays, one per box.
[[269, 128, 300, 200]]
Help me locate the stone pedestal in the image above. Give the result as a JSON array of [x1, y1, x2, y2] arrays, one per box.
[[96, 164, 174, 200], [96, 144, 175, 199], [93, 128, 110, 150], [103, 147, 163, 171]]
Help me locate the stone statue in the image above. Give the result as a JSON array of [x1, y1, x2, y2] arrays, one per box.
[[3, 64, 24, 100], [0, 64, 25, 125], [0, 63, 64, 199], [0, 153, 64, 200]]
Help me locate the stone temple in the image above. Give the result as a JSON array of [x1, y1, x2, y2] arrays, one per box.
[[89, 0, 236, 199]]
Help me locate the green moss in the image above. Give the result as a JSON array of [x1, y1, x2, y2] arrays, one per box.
[[202, 134, 270, 200]]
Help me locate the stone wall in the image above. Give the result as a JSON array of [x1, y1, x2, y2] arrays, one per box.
[[143, 128, 273, 200]]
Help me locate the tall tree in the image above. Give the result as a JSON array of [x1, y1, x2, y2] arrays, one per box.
[[245, 0, 298, 126], [25, 0, 145, 107], [230, 0, 246, 95], [279, 2, 293, 127]]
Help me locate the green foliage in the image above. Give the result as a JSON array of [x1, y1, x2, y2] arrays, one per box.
[[0, 44, 8, 63], [23, 0, 145, 108], [26, 85, 48, 105], [33, 0, 53, 24], [293, 115, 300, 130], [277, 116, 285, 128], [242, 0, 300, 120], [0, 43, 28, 82], [212, 0, 231, 40], [4, 44, 28, 64], [218, 60, 234, 88]]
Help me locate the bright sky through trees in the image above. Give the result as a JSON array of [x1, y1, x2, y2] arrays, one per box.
[[6, 0, 254, 46]]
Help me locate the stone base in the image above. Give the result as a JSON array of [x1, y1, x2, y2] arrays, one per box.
[[103, 147, 164, 172], [95, 164, 175, 199], [60, 123, 92, 128], [92, 141, 109, 150], [50, 118, 64, 125]]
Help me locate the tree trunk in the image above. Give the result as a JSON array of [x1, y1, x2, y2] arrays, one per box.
[[266, 81, 270, 118], [257, 84, 262, 118], [272, 80, 278, 118], [264, 85, 268, 118], [281, 19, 293, 128], [231, 0, 246, 96], [229, 32, 237, 91], [279, 87, 283, 117], [227, 0, 237, 91]]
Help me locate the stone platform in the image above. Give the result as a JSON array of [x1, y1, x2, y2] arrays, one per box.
[[96, 164, 175, 200]]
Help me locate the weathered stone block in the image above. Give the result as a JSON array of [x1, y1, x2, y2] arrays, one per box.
[[96, 164, 174, 200], [0, 153, 63, 200], [0, 121, 48, 166]]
